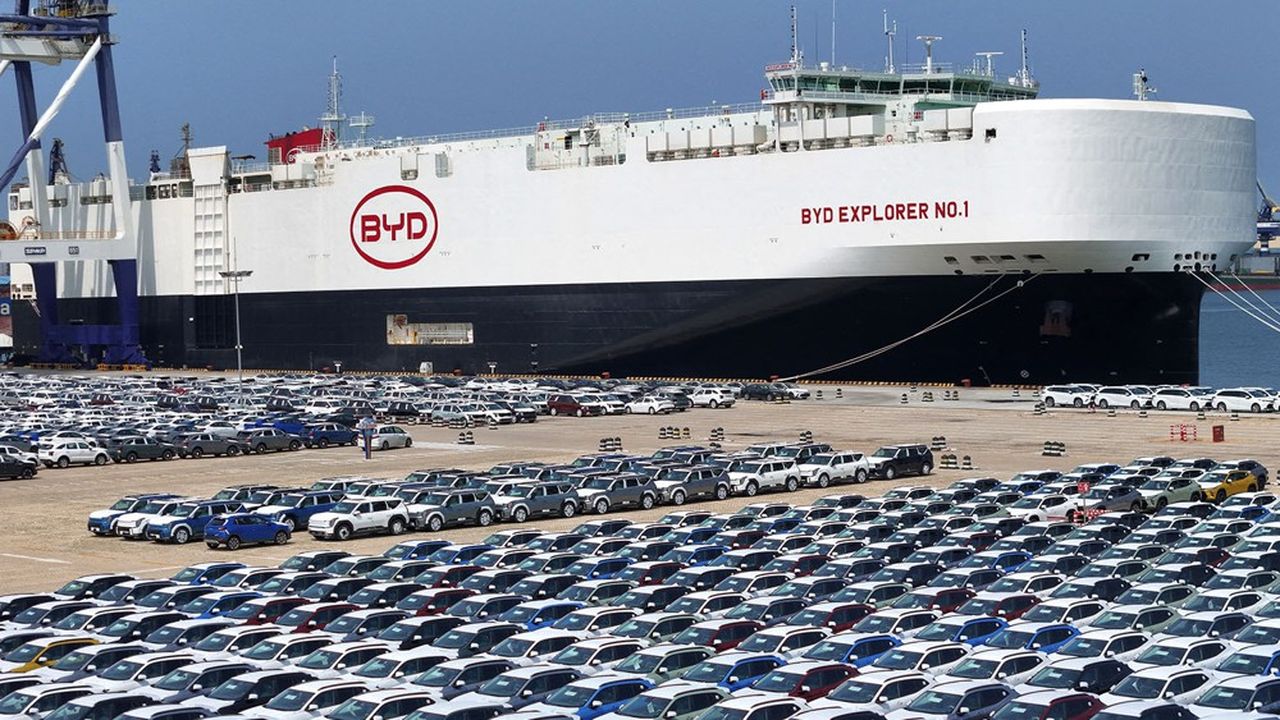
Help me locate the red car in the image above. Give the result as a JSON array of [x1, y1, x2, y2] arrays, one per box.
[[673, 619, 763, 652], [396, 587, 475, 616], [996, 690, 1103, 720], [750, 661, 860, 701], [789, 602, 875, 633], [547, 395, 603, 417], [273, 601, 357, 633], [955, 591, 1042, 621]]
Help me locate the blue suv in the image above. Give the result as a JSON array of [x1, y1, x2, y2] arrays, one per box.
[[252, 490, 343, 531], [205, 513, 293, 550]]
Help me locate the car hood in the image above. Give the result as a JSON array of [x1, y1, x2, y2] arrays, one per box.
[[88, 509, 123, 520], [308, 512, 344, 524], [255, 505, 292, 515], [115, 512, 165, 525]]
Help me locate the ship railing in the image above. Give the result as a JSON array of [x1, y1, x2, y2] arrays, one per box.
[[277, 101, 770, 160], [1, 229, 119, 240], [898, 62, 956, 75]]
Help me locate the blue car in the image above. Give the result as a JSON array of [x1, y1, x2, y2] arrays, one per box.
[[303, 423, 358, 448], [912, 616, 1008, 646], [959, 550, 1033, 573], [499, 599, 584, 630], [985, 622, 1080, 653], [802, 632, 900, 668], [533, 675, 653, 720], [87, 493, 181, 536], [204, 513, 293, 550], [661, 544, 728, 567], [146, 500, 246, 544], [179, 589, 263, 619], [252, 490, 343, 531], [384, 539, 453, 561], [170, 562, 247, 585], [677, 652, 784, 691], [565, 557, 633, 580]]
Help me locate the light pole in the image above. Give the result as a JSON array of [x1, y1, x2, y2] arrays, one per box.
[[219, 268, 252, 401]]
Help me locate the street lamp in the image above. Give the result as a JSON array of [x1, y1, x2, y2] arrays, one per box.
[[218, 268, 253, 400]]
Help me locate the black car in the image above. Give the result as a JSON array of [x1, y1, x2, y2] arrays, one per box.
[[236, 428, 303, 453], [177, 433, 244, 458], [0, 455, 36, 479], [868, 444, 935, 480], [109, 436, 178, 463]]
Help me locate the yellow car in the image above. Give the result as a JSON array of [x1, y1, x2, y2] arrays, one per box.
[[1197, 468, 1262, 503], [0, 636, 97, 673]]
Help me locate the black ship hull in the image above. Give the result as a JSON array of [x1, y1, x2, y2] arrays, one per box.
[[13, 272, 1203, 385]]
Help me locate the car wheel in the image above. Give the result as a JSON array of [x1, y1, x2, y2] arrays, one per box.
[[1073, 398, 1084, 408], [641, 493, 655, 510], [1217, 402, 1228, 412], [125, 451, 137, 463], [1249, 484, 1259, 493], [226, 535, 241, 551], [647, 407, 656, 415], [56, 456, 69, 468], [1190, 401, 1200, 411], [1098, 399, 1109, 409], [595, 499, 610, 515], [1156, 497, 1167, 510], [1215, 489, 1227, 503], [817, 473, 830, 488], [335, 523, 354, 541], [255, 443, 267, 454], [549, 408, 558, 416], [785, 476, 799, 492], [672, 491, 686, 506], [94, 454, 107, 466], [562, 502, 577, 518], [575, 408, 584, 417], [389, 517, 406, 535], [405, 438, 412, 447], [22, 468, 33, 479], [883, 466, 897, 480], [229, 445, 242, 456], [513, 507, 529, 523], [477, 510, 494, 527], [1129, 501, 1141, 512], [714, 484, 729, 500], [1191, 491, 1203, 502], [191, 447, 204, 458], [855, 469, 868, 484], [274, 531, 289, 545], [380, 441, 389, 451], [162, 449, 175, 460], [1045, 397, 1056, 407], [428, 515, 444, 532], [745, 481, 759, 497], [280, 515, 296, 531], [173, 527, 191, 544], [709, 400, 719, 409], [921, 463, 933, 476], [1253, 403, 1262, 413], [1130, 401, 1140, 410], [319, 438, 330, 449], [289, 440, 301, 450], [206, 542, 219, 550], [1157, 401, 1167, 410]]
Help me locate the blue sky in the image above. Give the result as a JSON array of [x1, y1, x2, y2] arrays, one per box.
[[1, 0, 1275, 200]]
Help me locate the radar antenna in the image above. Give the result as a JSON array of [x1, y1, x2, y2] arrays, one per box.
[[882, 9, 896, 73], [974, 51, 1003, 77], [349, 111, 376, 145], [915, 35, 942, 74]]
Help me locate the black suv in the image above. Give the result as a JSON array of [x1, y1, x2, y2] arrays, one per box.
[[867, 444, 934, 480]]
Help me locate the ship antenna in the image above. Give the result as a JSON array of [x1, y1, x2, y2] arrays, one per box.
[[975, 51, 1003, 77], [830, 0, 836, 66], [320, 55, 346, 149], [1017, 29, 1033, 87], [1132, 68, 1156, 101], [882, 9, 896, 73], [789, 5, 800, 66]]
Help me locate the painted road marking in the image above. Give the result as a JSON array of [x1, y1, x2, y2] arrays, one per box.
[[0, 553, 71, 565]]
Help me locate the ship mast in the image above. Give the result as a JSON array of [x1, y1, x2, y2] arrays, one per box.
[[882, 9, 896, 73], [319, 56, 346, 149]]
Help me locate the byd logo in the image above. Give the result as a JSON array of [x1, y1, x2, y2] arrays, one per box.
[[349, 185, 439, 269]]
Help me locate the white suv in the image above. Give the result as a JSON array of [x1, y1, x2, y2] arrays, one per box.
[[1212, 388, 1274, 413], [728, 458, 800, 496], [308, 497, 410, 541], [689, 388, 735, 409], [40, 440, 110, 468], [798, 452, 870, 488], [1041, 385, 1093, 408]]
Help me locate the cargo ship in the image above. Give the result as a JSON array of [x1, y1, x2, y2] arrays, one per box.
[[3, 26, 1259, 384]]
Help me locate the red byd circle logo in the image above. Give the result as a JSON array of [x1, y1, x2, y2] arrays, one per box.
[[349, 185, 439, 269]]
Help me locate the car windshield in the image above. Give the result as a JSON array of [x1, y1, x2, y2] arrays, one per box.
[[433, 629, 476, 649], [1163, 618, 1212, 637], [829, 679, 883, 703], [153, 668, 199, 691], [616, 619, 657, 638], [108, 499, 137, 511], [991, 701, 1052, 720], [98, 659, 142, 681], [477, 674, 525, 698], [1111, 674, 1167, 699], [752, 669, 804, 692], [243, 640, 286, 660], [1140, 480, 1171, 490], [1090, 611, 1137, 629], [298, 649, 343, 669], [915, 622, 964, 641], [0, 691, 41, 715], [545, 683, 598, 708], [490, 638, 534, 657], [988, 630, 1034, 649], [906, 690, 962, 714], [583, 478, 613, 491], [265, 688, 315, 711], [614, 652, 664, 674], [948, 657, 999, 679], [1133, 644, 1184, 666], [617, 694, 670, 719], [208, 678, 254, 701], [873, 649, 923, 670], [327, 699, 378, 720]]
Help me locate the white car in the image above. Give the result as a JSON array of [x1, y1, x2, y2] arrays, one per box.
[[1004, 494, 1072, 522], [308, 498, 410, 540], [797, 452, 870, 488], [39, 440, 110, 468], [370, 426, 413, 450], [1090, 386, 1149, 410], [807, 669, 932, 713], [689, 389, 735, 409], [1211, 388, 1274, 413], [1097, 665, 1212, 706], [625, 396, 675, 415], [1151, 387, 1204, 411], [728, 458, 801, 496], [251, 678, 371, 720], [0, 444, 37, 466], [1041, 385, 1093, 408], [113, 497, 196, 539], [940, 648, 1047, 686]]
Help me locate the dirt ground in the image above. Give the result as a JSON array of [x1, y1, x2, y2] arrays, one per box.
[[1, 386, 1273, 593]]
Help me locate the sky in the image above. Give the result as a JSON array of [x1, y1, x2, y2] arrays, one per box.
[[0, 0, 1276, 199]]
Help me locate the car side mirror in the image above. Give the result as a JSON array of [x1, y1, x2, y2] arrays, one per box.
[[520, 689, 533, 698], [590, 701, 603, 709], [469, 642, 480, 650], [1163, 692, 1174, 700], [1104, 651, 1115, 658], [454, 680, 466, 688], [799, 685, 811, 693], [665, 713, 677, 719], [876, 697, 888, 704], [307, 705, 320, 712], [393, 671, 406, 678], [920, 664, 931, 670], [728, 676, 740, 684], [191, 683, 203, 691]]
